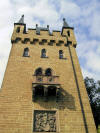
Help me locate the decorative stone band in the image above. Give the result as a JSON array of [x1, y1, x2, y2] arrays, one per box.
[[11, 37, 67, 46], [11, 37, 76, 47]]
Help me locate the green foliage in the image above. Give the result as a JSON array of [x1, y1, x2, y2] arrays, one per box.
[[84, 77, 100, 129], [97, 125, 100, 133]]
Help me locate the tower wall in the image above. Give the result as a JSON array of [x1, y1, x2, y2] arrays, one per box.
[[0, 22, 97, 133]]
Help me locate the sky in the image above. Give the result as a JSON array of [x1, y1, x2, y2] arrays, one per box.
[[0, 0, 100, 87]]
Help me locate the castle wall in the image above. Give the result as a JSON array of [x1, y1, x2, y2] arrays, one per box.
[[0, 24, 97, 133]]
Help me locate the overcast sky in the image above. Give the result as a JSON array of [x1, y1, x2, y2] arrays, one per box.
[[0, 0, 100, 87]]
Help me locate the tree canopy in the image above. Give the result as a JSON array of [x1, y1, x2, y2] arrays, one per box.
[[84, 77, 100, 128]]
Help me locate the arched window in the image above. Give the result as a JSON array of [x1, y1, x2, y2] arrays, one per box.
[[59, 50, 63, 59], [45, 68, 52, 76], [35, 68, 42, 76], [23, 48, 29, 57], [41, 49, 46, 58], [16, 27, 20, 33]]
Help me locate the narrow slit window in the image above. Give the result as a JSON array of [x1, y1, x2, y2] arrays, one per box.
[[16, 27, 20, 33], [67, 31, 70, 37], [59, 50, 63, 59], [23, 48, 29, 57], [41, 49, 46, 58]]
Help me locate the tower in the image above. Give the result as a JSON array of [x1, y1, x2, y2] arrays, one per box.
[[0, 15, 97, 133]]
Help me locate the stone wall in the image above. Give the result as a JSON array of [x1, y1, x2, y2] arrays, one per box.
[[0, 23, 97, 133]]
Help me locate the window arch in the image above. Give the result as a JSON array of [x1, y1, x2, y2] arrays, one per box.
[[41, 49, 46, 58], [24, 38, 30, 44], [35, 68, 43, 76], [23, 48, 29, 57], [45, 68, 52, 76], [59, 50, 63, 59]]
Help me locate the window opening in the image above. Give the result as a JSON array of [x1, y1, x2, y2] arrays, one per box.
[[48, 86, 56, 96], [23, 48, 29, 57], [35, 85, 44, 96], [24, 38, 30, 44], [59, 50, 63, 59], [16, 27, 20, 33], [67, 31, 70, 37], [41, 49, 46, 58], [16, 38, 21, 43]]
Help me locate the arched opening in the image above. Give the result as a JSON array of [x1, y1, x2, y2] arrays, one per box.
[[23, 48, 29, 57], [24, 38, 30, 44], [41, 49, 46, 58], [45, 68, 52, 76], [35, 85, 44, 96], [15, 37, 21, 43], [35, 68, 42, 76], [59, 50, 63, 59], [48, 86, 56, 96]]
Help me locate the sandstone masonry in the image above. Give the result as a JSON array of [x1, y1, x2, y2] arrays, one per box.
[[0, 16, 97, 133]]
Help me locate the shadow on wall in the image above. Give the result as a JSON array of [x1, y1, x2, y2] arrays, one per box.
[[33, 87, 76, 111]]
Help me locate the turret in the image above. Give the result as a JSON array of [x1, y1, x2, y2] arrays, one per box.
[[61, 18, 77, 47], [11, 15, 26, 43]]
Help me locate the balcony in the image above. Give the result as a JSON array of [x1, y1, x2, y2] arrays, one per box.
[[32, 75, 60, 86], [32, 75, 61, 102]]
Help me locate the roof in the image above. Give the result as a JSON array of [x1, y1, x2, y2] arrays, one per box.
[[63, 18, 69, 28]]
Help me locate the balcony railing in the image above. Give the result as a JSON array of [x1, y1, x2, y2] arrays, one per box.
[[32, 75, 60, 85]]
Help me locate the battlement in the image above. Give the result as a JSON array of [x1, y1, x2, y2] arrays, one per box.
[[11, 16, 77, 47]]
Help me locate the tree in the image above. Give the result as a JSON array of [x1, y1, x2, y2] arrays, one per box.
[[84, 77, 100, 128]]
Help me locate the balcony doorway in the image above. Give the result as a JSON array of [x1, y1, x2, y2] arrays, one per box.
[[48, 86, 57, 96], [35, 85, 44, 96]]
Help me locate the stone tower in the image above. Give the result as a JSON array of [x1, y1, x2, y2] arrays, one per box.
[[0, 15, 97, 133]]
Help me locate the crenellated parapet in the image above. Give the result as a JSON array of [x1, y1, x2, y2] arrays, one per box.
[[11, 16, 77, 47]]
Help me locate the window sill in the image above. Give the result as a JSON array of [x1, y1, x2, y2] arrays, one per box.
[[59, 57, 67, 60], [23, 55, 30, 57], [41, 56, 48, 58]]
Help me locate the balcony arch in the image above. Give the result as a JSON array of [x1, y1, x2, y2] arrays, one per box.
[[35, 67, 43, 76]]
